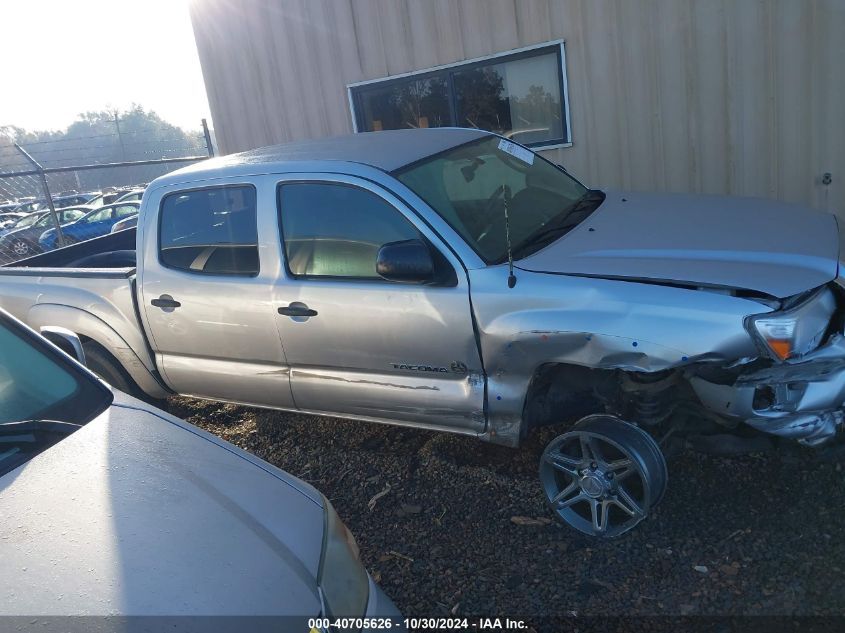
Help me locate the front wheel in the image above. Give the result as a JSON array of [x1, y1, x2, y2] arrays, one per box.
[[539, 414, 668, 537], [9, 238, 32, 259]]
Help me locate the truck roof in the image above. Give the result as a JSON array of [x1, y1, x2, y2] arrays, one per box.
[[153, 128, 490, 187]]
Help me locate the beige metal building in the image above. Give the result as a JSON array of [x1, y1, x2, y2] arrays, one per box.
[[190, 0, 845, 218]]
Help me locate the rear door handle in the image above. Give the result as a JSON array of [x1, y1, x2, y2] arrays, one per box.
[[151, 295, 181, 309], [277, 303, 318, 318]]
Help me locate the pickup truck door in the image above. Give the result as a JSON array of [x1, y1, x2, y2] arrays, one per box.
[[138, 181, 295, 409], [272, 175, 486, 434]]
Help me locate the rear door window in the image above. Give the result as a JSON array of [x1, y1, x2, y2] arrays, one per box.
[[159, 185, 258, 275]]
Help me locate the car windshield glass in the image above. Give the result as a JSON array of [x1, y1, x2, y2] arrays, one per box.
[[14, 214, 41, 229], [395, 136, 592, 264], [0, 314, 110, 430], [83, 208, 110, 223]]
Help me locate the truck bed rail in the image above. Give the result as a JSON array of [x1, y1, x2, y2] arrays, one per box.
[[0, 228, 136, 270]]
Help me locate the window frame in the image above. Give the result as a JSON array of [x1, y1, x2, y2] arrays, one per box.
[[347, 40, 572, 150], [156, 183, 261, 278], [276, 179, 452, 284]]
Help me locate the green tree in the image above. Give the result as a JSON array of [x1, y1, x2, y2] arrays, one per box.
[[0, 107, 206, 198]]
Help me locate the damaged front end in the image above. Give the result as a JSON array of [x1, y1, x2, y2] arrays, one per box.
[[691, 285, 845, 447]]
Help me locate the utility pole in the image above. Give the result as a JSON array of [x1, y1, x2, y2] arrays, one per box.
[[14, 144, 65, 248], [113, 111, 127, 161], [202, 118, 214, 157]]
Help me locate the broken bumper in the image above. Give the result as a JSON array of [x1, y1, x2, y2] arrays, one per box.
[[691, 333, 845, 446]]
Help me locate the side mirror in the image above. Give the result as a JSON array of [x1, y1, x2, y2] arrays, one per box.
[[40, 326, 86, 365], [376, 239, 435, 284]]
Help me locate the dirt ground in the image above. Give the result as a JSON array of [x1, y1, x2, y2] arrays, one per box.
[[167, 396, 845, 622]]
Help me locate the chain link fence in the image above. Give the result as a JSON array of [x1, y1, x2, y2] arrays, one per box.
[[0, 118, 213, 265]]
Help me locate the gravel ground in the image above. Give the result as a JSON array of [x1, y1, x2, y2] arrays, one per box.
[[168, 397, 845, 621]]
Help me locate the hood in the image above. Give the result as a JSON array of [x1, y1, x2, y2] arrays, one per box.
[[0, 393, 325, 616], [516, 190, 840, 298]]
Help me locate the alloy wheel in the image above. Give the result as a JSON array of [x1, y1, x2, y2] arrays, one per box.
[[10, 239, 30, 257], [539, 414, 667, 537]]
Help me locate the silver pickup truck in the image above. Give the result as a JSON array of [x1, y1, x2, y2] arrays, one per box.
[[2, 128, 843, 538]]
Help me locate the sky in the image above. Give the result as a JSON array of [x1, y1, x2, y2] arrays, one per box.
[[0, 0, 211, 132]]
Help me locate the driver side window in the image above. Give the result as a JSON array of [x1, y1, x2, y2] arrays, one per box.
[[278, 182, 421, 279]]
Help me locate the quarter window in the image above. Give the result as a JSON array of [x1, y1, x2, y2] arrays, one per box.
[[159, 185, 258, 275], [350, 43, 569, 148], [278, 183, 421, 279]]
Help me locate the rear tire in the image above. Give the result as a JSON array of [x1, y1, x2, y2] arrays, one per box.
[[82, 340, 166, 408]]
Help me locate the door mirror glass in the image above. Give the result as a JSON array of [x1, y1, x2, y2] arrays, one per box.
[[376, 239, 435, 284]]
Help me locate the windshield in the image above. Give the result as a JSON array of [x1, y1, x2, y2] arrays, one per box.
[[395, 136, 591, 263], [33, 208, 87, 227], [0, 313, 111, 466], [14, 214, 42, 229]]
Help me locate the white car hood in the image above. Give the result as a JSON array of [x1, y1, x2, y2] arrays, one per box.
[[0, 392, 324, 616]]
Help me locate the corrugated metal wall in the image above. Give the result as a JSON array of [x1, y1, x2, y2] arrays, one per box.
[[190, 0, 845, 217]]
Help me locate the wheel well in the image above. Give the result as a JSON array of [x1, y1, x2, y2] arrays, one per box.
[[77, 335, 139, 390], [523, 362, 699, 433], [522, 363, 619, 435]]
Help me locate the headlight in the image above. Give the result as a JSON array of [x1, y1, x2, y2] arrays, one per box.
[[745, 287, 836, 361], [318, 496, 369, 619]]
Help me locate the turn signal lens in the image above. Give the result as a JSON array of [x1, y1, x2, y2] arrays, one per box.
[[745, 288, 835, 362], [754, 317, 797, 360], [766, 339, 793, 360]]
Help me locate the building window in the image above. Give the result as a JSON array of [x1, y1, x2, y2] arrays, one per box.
[[349, 42, 570, 148]]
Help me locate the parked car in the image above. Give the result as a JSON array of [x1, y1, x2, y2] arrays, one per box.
[[3, 128, 844, 538], [110, 213, 138, 233], [0, 212, 27, 231], [115, 187, 146, 203], [84, 189, 135, 208], [11, 198, 46, 214], [0, 211, 42, 239], [0, 308, 401, 624], [0, 207, 89, 262], [52, 192, 100, 208], [38, 202, 139, 250]]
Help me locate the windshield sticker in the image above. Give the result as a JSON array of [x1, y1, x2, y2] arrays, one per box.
[[498, 139, 535, 165]]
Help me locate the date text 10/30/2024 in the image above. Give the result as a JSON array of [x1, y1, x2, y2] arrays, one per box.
[[308, 617, 528, 631]]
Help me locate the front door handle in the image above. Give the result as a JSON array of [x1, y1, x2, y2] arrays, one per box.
[[277, 303, 318, 318], [151, 295, 181, 309]]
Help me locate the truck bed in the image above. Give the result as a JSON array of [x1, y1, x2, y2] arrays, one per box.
[[0, 228, 137, 272], [0, 226, 161, 397]]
